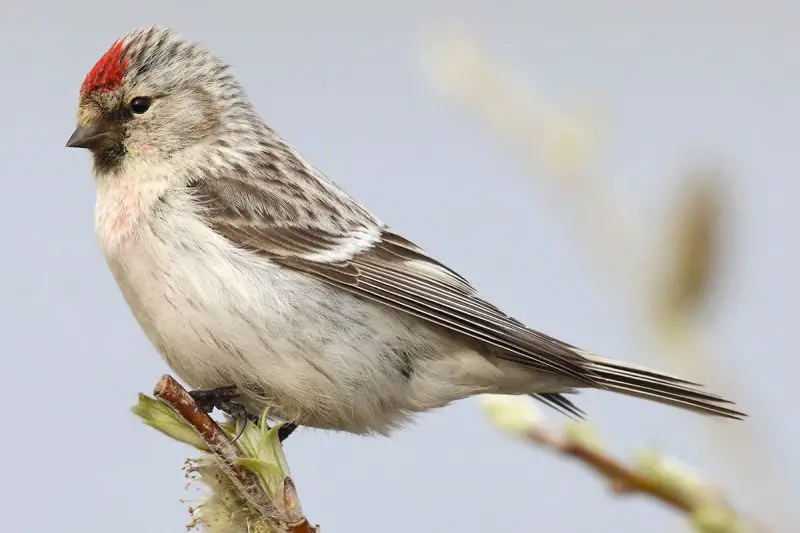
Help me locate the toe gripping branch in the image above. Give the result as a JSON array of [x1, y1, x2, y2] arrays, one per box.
[[189, 386, 297, 442]]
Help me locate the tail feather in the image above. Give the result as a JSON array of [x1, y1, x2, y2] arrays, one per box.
[[534, 392, 585, 418], [583, 355, 746, 420]]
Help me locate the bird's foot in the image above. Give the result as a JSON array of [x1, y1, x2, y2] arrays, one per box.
[[277, 422, 298, 442], [189, 386, 298, 442], [189, 386, 257, 424]]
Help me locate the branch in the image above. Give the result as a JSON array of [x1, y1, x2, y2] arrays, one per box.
[[481, 395, 762, 533], [154, 377, 258, 490], [521, 418, 692, 512], [135, 375, 318, 533]]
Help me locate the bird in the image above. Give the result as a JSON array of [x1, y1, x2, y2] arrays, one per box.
[[66, 27, 744, 437]]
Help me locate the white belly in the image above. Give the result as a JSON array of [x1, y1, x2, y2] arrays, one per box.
[[95, 185, 488, 433]]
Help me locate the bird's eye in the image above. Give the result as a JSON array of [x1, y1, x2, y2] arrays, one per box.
[[130, 97, 152, 114]]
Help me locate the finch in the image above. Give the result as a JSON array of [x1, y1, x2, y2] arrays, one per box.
[[67, 27, 744, 435]]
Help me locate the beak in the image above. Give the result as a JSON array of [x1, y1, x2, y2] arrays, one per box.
[[65, 123, 111, 149]]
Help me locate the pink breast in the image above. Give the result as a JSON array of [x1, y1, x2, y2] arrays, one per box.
[[97, 187, 148, 247]]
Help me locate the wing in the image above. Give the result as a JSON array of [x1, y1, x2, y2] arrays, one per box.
[[181, 164, 744, 421], [186, 176, 598, 386]]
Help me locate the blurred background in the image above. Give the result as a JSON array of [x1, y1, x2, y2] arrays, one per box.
[[0, 1, 796, 532]]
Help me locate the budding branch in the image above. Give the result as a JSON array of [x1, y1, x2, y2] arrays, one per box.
[[153, 375, 318, 533], [523, 427, 692, 512]]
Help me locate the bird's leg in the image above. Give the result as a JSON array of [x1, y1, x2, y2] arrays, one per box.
[[277, 422, 298, 442], [189, 386, 299, 442], [189, 386, 257, 442], [189, 386, 258, 424]]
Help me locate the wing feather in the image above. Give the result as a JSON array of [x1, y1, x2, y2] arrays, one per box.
[[183, 176, 745, 420], [188, 178, 598, 385]]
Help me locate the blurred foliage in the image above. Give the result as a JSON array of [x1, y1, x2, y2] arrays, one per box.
[[421, 26, 791, 533], [654, 170, 724, 328]]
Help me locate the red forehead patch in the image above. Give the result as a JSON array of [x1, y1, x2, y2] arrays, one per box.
[[80, 40, 129, 97]]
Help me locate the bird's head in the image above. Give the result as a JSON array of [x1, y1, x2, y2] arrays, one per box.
[[67, 27, 250, 175]]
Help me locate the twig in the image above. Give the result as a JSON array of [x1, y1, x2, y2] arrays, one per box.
[[154, 376, 237, 458], [153, 375, 318, 533], [482, 395, 764, 532], [154, 376, 276, 517], [280, 478, 317, 533], [524, 426, 691, 512]]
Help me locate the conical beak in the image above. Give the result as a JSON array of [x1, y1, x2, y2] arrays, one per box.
[[66, 123, 108, 149]]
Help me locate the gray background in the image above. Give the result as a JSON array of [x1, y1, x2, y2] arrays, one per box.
[[1, 2, 797, 532]]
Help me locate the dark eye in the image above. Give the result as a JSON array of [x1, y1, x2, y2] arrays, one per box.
[[130, 97, 152, 114]]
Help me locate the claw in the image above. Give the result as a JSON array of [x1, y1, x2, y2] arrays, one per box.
[[232, 417, 248, 443], [189, 386, 256, 438], [188, 386, 299, 444]]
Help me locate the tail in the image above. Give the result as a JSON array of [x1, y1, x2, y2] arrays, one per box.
[[579, 354, 745, 419]]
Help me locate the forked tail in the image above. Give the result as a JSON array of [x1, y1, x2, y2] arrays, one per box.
[[583, 354, 745, 419]]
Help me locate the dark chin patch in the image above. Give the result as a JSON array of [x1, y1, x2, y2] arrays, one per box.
[[92, 143, 127, 174], [90, 111, 128, 173]]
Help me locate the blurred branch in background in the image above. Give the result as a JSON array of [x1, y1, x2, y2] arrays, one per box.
[[133, 376, 317, 533], [481, 396, 767, 533], [419, 27, 794, 529]]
